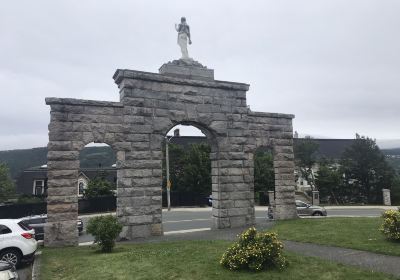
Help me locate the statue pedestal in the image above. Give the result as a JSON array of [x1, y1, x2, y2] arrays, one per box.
[[159, 59, 214, 81]]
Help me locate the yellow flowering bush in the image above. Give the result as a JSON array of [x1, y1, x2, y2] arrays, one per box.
[[380, 209, 400, 241], [220, 227, 288, 271]]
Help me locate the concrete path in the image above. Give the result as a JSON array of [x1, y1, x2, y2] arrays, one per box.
[[284, 240, 400, 277]]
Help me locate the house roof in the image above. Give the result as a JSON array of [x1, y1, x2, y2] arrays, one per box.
[[294, 138, 353, 159], [168, 136, 207, 148], [169, 136, 353, 159]]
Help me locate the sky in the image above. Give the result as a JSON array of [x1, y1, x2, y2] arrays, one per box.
[[1, 0, 399, 150]]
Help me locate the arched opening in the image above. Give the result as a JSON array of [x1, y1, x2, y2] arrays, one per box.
[[254, 146, 275, 206], [78, 142, 117, 242], [162, 124, 214, 233]]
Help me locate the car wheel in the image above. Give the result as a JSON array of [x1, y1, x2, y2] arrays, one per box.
[[0, 249, 21, 267], [312, 212, 323, 216]]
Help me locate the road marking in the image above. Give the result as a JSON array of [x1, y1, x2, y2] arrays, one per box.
[[164, 218, 210, 223], [164, 228, 211, 235]]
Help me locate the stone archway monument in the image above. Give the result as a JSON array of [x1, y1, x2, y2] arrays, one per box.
[[44, 19, 297, 247]]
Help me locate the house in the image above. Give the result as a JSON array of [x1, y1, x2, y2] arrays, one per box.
[[16, 164, 117, 197], [294, 138, 354, 191]]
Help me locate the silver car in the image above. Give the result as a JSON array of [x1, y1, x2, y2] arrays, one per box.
[[268, 200, 327, 219], [295, 200, 327, 216]]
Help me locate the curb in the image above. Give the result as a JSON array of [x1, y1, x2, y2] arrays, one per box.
[[32, 251, 42, 280]]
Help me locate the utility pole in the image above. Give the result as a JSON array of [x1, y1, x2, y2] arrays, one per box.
[[166, 137, 171, 211]]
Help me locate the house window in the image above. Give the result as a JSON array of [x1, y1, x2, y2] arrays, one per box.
[[78, 180, 86, 196], [33, 180, 45, 196]]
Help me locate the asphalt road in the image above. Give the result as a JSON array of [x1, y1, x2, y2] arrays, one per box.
[[78, 206, 392, 244], [326, 208, 386, 217]]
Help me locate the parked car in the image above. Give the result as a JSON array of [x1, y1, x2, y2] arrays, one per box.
[[206, 196, 212, 207], [268, 200, 327, 219], [0, 261, 18, 280], [22, 215, 83, 241], [0, 219, 37, 268]]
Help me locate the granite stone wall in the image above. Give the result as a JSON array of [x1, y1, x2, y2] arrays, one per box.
[[44, 67, 297, 247]]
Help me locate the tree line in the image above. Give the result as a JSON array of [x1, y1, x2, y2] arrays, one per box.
[[295, 135, 400, 205], [1, 135, 399, 205]]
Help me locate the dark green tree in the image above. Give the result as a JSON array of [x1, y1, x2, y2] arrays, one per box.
[[0, 163, 15, 202], [294, 137, 319, 190], [391, 175, 400, 205], [340, 134, 396, 204], [181, 143, 211, 195], [84, 171, 116, 198], [163, 143, 211, 195], [164, 143, 186, 192], [315, 160, 343, 204], [254, 150, 274, 193]]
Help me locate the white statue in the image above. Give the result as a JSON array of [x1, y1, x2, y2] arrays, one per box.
[[175, 17, 192, 60]]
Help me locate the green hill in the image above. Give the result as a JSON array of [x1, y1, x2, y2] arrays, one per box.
[[0, 146, 116, 179]]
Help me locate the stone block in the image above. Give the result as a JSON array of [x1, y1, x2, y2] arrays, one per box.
[[229, 216, 247, 228], [159, 63, 214, 81], [228, 207, 248, 216], [127, 215, 153, 225], [47, 160, 79, 170], [212, 217, 230, 229], [44, 220, 78, 247]]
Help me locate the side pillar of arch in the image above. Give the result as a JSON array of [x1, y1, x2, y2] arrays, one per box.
[[212, 128, 256, 229], [273, 137, 297, 219], [44, 98, 124, 247], [248, 111, 297, 220], [44, 102, 81, 247]]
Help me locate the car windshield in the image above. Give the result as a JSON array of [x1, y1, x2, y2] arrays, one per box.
[[296, 202, 308, 207]]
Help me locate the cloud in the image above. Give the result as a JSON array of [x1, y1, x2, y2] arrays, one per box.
[[0, 0, 399, 150]]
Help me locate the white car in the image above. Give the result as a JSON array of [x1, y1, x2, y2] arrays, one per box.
[[0, 219, 37, 267]]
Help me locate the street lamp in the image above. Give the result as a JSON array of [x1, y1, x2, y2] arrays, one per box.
[[165, 136, 172, 211]]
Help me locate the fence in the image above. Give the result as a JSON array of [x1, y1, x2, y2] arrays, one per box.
[[0, 193, 211, 219], [0, 196, 117, 219], [162, 191, 209, 207], [78, 196, 116, 213], [0, 202, 47, 219]]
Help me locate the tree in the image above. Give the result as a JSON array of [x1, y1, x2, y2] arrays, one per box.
[[294, 137, 319, 190], [315, 160, 343, 204], [164, 143, 211, 195], [164, 143, 186, 192], [84, 171, 116, 198], [254, 150, 274, 193], [340, 134, 396, 204], [181, 143, 211, 195], [0, 163, 15, 202]]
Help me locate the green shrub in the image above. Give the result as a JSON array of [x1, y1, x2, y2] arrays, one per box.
[[380, 209, 400, 241], [220, 227, 288, 271], [87, 215, 122, 252]]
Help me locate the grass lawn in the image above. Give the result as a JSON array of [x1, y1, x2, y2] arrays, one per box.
[[272, 217, 400, 256], [40, 240, 398, 280]]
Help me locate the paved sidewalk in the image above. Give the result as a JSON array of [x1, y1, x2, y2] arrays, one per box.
[[284, 240, 400, 277]]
